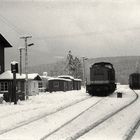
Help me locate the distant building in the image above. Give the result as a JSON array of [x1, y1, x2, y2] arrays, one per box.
[[0, 34, 12, 74], [0, 71, 25, 102], [27, 73, 42, 96], [38, 72, 53, 92], [0, 71, 42, 102]]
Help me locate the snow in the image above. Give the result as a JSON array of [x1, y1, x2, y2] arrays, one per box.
[[48, 77, 71, 81], [11, 61, 18, 65], [58, 75, 74, 80], [133, 121, 140, 139], [28, 73, 41, 80], [0, 85, 139, 140], [74, 79, 82, 81], [78, 91, 140, 140], [0, 71, 41, 80]]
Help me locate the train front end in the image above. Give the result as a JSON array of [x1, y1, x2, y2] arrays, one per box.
[[86, 62, 116, 96]]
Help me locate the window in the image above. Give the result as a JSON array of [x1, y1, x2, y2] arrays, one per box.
[[53, 81, 59, 88], [34, 82, 36, 88], [38, 82, 43, 88], [17, 81, 21, 91], [94, 69, 104, 75], [105, 64, 112, 69], [0, 82, 8, 92]]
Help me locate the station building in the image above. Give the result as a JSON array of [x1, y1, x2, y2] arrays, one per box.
[[0, 34, 12, 74]]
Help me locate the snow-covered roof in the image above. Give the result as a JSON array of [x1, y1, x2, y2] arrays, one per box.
[[11, 61, 18, 65], [40, 75, 52, 79], [48, 77, 71, 82], [58, 75, 74, 80], [0, 71, 25, 80], [28, 73, 41, 80], [74, 79, 82, 81], [0, 71, 41, 80]]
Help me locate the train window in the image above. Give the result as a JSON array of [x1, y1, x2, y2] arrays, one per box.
[[93, 69, 104, 75], [105, 64, 112, 69], [94, 71, 103, 75], [53, 81, 59, 88]]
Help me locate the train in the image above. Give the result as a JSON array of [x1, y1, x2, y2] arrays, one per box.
[[48, 75, 82, 92], [86, 62, 116, 96], [129, 73, 140, 89]]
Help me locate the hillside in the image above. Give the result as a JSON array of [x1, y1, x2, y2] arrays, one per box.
[[28, 56, 140, 84], [86, 56, 140, 84]]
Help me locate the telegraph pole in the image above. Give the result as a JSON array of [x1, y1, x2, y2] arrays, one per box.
[[20, 36, 32, 100], [18, 47, 25, 75]]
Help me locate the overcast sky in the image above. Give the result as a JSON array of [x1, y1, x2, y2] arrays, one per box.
[[0, 0, 140, 69]]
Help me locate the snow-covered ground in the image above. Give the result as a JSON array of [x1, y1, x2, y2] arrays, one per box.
[[0, 85, 139, 140], [0, 88, 88, 133]]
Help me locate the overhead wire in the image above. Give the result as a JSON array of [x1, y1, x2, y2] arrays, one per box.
[[0, 13, 23, 35]]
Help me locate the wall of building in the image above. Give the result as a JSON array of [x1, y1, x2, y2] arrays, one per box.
[[0, 46, 4, 74]]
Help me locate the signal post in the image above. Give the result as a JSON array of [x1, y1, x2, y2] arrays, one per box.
[[11, 61, 18, 104]]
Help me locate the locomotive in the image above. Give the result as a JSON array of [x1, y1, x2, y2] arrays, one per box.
[[86, 62, 116, 96], [129, 73, 140, 89]]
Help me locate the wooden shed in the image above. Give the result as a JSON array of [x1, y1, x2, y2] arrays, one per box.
[[0, 34, 12, 74], [0, 71, 42, 102], [28, 73, 42, 96], [0, 71, 25, 102], [39, 75, 52, 92]]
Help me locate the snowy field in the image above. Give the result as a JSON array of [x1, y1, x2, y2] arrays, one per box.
[[0, 85, 139, 140]]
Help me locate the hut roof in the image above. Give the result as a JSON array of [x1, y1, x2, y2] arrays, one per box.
[[28, 73, 42, 80], [0, 71, 41, 80], [40, 75, 52, 79], [0, 71, 24, 80], [0, 34, 12, 48]]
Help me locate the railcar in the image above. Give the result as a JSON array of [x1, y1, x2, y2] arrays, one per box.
[[86, 62, 116, 96], [73, 79, 82, 90], [129, 73, 140, 89], [48, 78, 71, 92], [58, 75, 74, 90], [58, 75, 82, 90]]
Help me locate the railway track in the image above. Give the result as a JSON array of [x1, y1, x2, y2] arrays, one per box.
[[0, 95, 92, 135], [124, 90, 140, 140], [0, 105, 48, 119], [0, 90, 138, 140], [69, 90, 138, 140], [125, 119, 140, 140], [40, 90, 138, 140], [40, 97, 105, 140]]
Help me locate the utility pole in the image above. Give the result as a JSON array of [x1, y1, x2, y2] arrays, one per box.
[[20, 36, 32, 100], [18, 47, 25, 75]]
